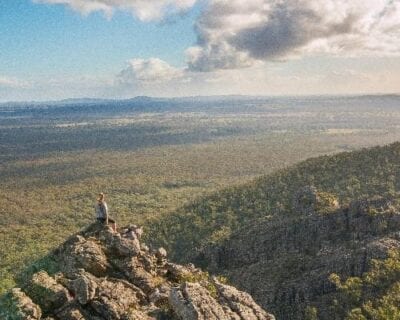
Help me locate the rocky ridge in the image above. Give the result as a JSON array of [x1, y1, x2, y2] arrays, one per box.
[[0, 222, 274, 320], [195, 193, 400, 319]]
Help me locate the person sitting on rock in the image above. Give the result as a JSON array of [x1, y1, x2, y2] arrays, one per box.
[[95, 193, 117, 232]]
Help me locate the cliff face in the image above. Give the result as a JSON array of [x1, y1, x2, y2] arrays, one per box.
[[0, 223, 274, 320], [195, 195, 400, 320]]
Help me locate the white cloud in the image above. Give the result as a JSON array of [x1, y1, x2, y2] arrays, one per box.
[[117, 58, 184, 85], [0, 76, 29, 88], [188, 0, 400, 71], [35, 0, 197, 21]]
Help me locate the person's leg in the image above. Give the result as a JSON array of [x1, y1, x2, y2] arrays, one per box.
[[109, 218, 117, 232]]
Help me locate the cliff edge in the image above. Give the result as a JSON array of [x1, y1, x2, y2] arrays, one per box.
[[0, 222, 274, 320]]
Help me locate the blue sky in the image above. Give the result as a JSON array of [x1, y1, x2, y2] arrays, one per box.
[[0, 0, 198, 76], [0, 0, 399, 101]]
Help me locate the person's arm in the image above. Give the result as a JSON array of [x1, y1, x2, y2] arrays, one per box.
[[104, 202, 109, 225]]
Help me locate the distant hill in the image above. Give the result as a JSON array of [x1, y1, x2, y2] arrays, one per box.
[[146, 142, 400, 319], [2, 93, 399, 113]]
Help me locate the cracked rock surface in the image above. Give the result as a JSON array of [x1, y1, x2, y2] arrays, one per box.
[[1, 222, 274, 320]]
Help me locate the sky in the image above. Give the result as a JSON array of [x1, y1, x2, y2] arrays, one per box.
[[0, 0, 400, 101]]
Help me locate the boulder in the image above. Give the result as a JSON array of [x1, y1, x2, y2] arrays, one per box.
[[170, 281, 275, 320], [71, 271, 98, 305], [55, 303, 86, 320], [1, 288, 42, 320], [214, 279, 275, 320], [156, 247, 167, 260], [89, 278, 140, 320], [170, 282, 228, 320], [61, 235, 110, 277], [27, 271, 71, 313]]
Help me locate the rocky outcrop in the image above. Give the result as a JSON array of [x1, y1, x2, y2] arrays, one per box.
[[292, 185, 339, 215], [1, 288, 42, 320], [169, 279, 272, 320], [0, 223, 274, 320], [196, 195, 400, 320]]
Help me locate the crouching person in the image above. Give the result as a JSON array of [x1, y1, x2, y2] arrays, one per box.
[[95, 193, 117, 232]]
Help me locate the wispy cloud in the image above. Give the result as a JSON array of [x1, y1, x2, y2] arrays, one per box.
[[187, 0, 400, 71], [34, 0, 197, 21], [0, 76, 29, 88]]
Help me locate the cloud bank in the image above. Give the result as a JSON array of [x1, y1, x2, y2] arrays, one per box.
[[35, 0, 197, 21], [187, 0, 400, 71]]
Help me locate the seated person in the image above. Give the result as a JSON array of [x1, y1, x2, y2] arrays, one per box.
[[95, 193, 116, 232]]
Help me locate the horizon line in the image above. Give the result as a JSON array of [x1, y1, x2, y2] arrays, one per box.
[[1, 92, 400, 105]]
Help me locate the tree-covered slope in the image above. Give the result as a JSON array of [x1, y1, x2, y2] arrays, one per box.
[[147, 142, 400, 262], [146, 142, 400, 319]]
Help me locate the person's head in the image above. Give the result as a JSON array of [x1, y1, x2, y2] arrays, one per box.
[[97, 193, 105, 202]]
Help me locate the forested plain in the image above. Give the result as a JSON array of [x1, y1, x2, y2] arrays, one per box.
[[1, 95, 400, 294]]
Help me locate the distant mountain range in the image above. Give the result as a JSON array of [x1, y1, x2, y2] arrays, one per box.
[[1, 94, 399, 108]]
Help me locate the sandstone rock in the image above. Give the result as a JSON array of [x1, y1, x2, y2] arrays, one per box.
[[89, 278, 140, 319], [149, 284, 170, 306], [169, 281, 275, 320], [214, 279, 275, 320], [27, 271, 71, 313], [55, 303, 86, 320], [2, 223, 272, 320], [125, 310, 155, 320], [170, 282, 228, 320], [100, 228, 141, 258], [128, 265, 157, 294], [2, 288, 42, 320], [156, 247, 167, 263], [126, 230, 137, 240], [166, 263, 198, 282], [62, 235, 110, 277], [124, 225, 144, 240], [71, 271, 98, 305], [133, 226, 144, 239]]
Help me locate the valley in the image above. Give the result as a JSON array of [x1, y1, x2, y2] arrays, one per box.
[[1, 95, 400, 319]]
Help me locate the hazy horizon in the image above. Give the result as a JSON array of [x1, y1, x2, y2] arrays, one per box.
[[2, 92, 400, 105]]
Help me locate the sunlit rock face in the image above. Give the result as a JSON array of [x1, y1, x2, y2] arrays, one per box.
[[0, 222, 274, 320], [197, 194, 400, 319]]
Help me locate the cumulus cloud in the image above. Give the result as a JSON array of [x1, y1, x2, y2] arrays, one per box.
[[117, 58, 184, 85], [187, 0, 400, 71], [35, 0, 197, 21]]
